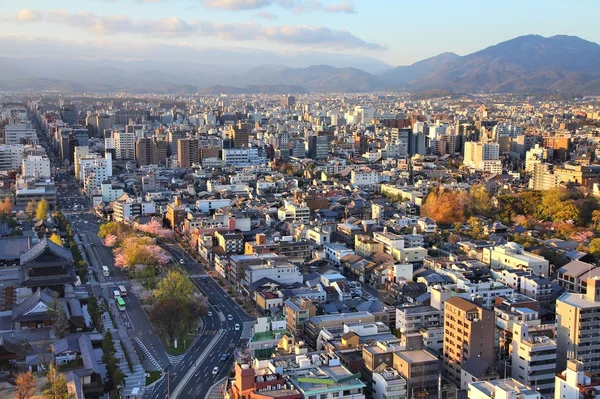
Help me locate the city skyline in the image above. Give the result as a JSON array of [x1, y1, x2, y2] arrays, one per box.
[[0, 0, 599, 67]]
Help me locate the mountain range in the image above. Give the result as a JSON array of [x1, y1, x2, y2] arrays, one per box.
[[1, 35, 599, 94]]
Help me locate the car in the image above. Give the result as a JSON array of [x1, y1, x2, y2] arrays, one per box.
[[220, 354, 229, 361], [207, 311, 213, 317], [212, 367, 219, 375], [180, 259, 184, 264], [235, 324, 240, 331], [228, 314, 233, 321]]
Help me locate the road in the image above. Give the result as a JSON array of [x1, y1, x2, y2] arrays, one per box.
[[68, 214, 173, 371], [145, 240, 254, 399]]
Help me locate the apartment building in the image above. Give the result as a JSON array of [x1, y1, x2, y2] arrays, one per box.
[[483, 242, 550, 277], [22, 155, 50, 178], [395, 305, 441, 334], [244, 260, 303, 287], [556, 277, 600, 373], [510, 323, 556, 397], [443, 297, 495, 387], [284, 298, 317, 333], [277, 202, 310, 223]]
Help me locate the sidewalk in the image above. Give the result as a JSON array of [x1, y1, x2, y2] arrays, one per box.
[[204, 377, 227, 399], [101, 301, 146, 398]]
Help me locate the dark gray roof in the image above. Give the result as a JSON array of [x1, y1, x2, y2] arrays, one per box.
[[12, 288, 66, 322], [78, 334, 99, 374], [0, 237, 31, 261], [20, 237, 74, 265], [462, 356, 496, 379]]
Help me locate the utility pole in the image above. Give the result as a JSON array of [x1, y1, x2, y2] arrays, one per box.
[[167, 371, 170, 399]]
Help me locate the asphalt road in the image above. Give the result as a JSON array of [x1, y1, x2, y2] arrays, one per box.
[[146, 241, 254, 399]]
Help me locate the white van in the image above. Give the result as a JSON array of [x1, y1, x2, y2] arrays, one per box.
[[102, 266, 110, 277], [118, 285, 127, 297], [113, 290, 121, 299]]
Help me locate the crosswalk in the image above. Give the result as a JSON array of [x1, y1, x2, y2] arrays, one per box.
[[134, 337, 162, 371], [189, 274, 208, 278], [167, 353, 185, 365], [100, 280, 129, 287]]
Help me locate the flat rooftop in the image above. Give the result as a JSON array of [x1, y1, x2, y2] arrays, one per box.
[[395, 350, 438, 364]]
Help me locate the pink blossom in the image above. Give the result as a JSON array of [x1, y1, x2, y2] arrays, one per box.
[[104, 234, 117, 247]]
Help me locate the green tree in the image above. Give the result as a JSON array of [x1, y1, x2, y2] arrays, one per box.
[[49, 233, 62, 247], [469, 184, 492, 216], [590, 238, 600, 258], [592, 210, 600, 231], [150, 298, 187, 345], [467, 216, 484, 238], [36, 198, 50, 221], [43, 363, 69, 399], [25, 200, 37, 219], [154, 270, 194, 303]]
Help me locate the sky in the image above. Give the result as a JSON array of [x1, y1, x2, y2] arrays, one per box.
[[0, 0, 599, 68]]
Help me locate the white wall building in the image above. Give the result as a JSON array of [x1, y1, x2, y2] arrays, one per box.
[[22, 155, 51, 178], [324, 243, 355, 265], [483, 242, 550, 277], [463, 142, 502, 174], [244, 260, 303, 286], [4, 124, 37, 145], [0, 144, 25, 171], [351, 168, 381, 186]]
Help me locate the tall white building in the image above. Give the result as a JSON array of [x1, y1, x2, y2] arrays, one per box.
[[112, 132, 135, 160], [350, 168, 381, 186], [510, 323, 556, 396], [463, 141, 502, 174], [4, 124, 37, 145], [0, 144, 25, 171], [22, 155, 51, 178]]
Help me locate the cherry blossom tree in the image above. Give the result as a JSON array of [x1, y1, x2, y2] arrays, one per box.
[[103, 234, 117, 247], [134, 220, 173, 238]]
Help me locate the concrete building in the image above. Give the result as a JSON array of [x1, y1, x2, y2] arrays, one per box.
[[463, 142, 502, 174], [468, 378, 541, 399], [371, 368, 407, 399], [443, 297, 495, 386], [395, 305, 441, 335], [324, 243, 355, 266], [483, 242, 550, 277], [393, 350, 454, 399], [350, 168, 381, 186], [529, 163, 558, 190], [0, 144, 25, 171], [21, 155, 50, 178], [554, 360, 600, 399], [556, 277, 600, 373], [244, 260, 303, 286], [306, 135, 328, 160], [284, 298, 316, 333], [4, 124, 37, 145], [277, 203, 310, 223], [112, 131, 135, 160], [510, 323, 556, 397], [177, 138, 199, 168]]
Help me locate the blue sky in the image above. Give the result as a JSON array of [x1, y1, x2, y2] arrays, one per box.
[[0, 0, 598, 67]]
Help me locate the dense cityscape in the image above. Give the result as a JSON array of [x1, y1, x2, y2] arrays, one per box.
[[2, 1, 600, 399], [0, 90, 599, 399]]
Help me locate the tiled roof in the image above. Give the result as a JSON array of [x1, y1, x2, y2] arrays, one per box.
[[20, 237, 74, 265]]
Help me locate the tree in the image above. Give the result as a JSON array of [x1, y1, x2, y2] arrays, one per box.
[[36, 198, 50, 221], [469, 184, 492, 216], [47, 298, 70, 339], [25, 200, 37, 219], [43, 363, 69, 399], [154, 270, 195, 303], [590, 238, 600, 258], [0, 197, 13, 216], [592, 210, 600, 231], [467, 216, 484, 238], [49, 233, 62, 247], [421, 188, 468, 225], [15, 371, 37, 399], [150, 298, 187, 345]]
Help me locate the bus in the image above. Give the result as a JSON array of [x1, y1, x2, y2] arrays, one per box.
[[116, 297, 126, 312], [118, 286, 127, 297], [102, 266, 110, 277]]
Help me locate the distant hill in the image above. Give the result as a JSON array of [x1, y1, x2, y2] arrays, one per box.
[[412, 35, 600, 93], [378, 52, 460, 86], [197, 85, 307, 94], [2, 35, 600, 94]]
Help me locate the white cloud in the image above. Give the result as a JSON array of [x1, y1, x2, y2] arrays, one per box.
[[200, 0, 272, 10], [16, 9, 43, 22], [4, 9, 385, 50], [324, 1, 356, 13], [255, 11, 279, 20]]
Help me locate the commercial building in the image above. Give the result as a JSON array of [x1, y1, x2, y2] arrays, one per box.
[[468, 378, 540, 399], [306, 135, 328, 160], [177, 138, 199, 168], [483, 242, 550, 277], [244, 260, 303, 287], [112, 131, 135, 160], [510, 323, 556, 396], [230, 122, 251, 148], [463, 142, 502, 174], [556, 277, 600, 373], [21, 155, 51, 178], [443, 297, 495, 387], [393, 350, 456, 399], [4, 124, 37, 145]]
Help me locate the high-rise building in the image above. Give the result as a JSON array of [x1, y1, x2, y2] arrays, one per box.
[[556, 277, 600, 373], [167, 129, 182, 157], [177, 138, 199, 168], [230, 122, 251, 148], [280, 96, 296, 108], [463, 141, 502, 174], [86, 114, 111, 138], [112, 131, 136, 160], [306, 135, 328, 160], [443, 297, 495, 387], [136, 137, 158, 167]]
